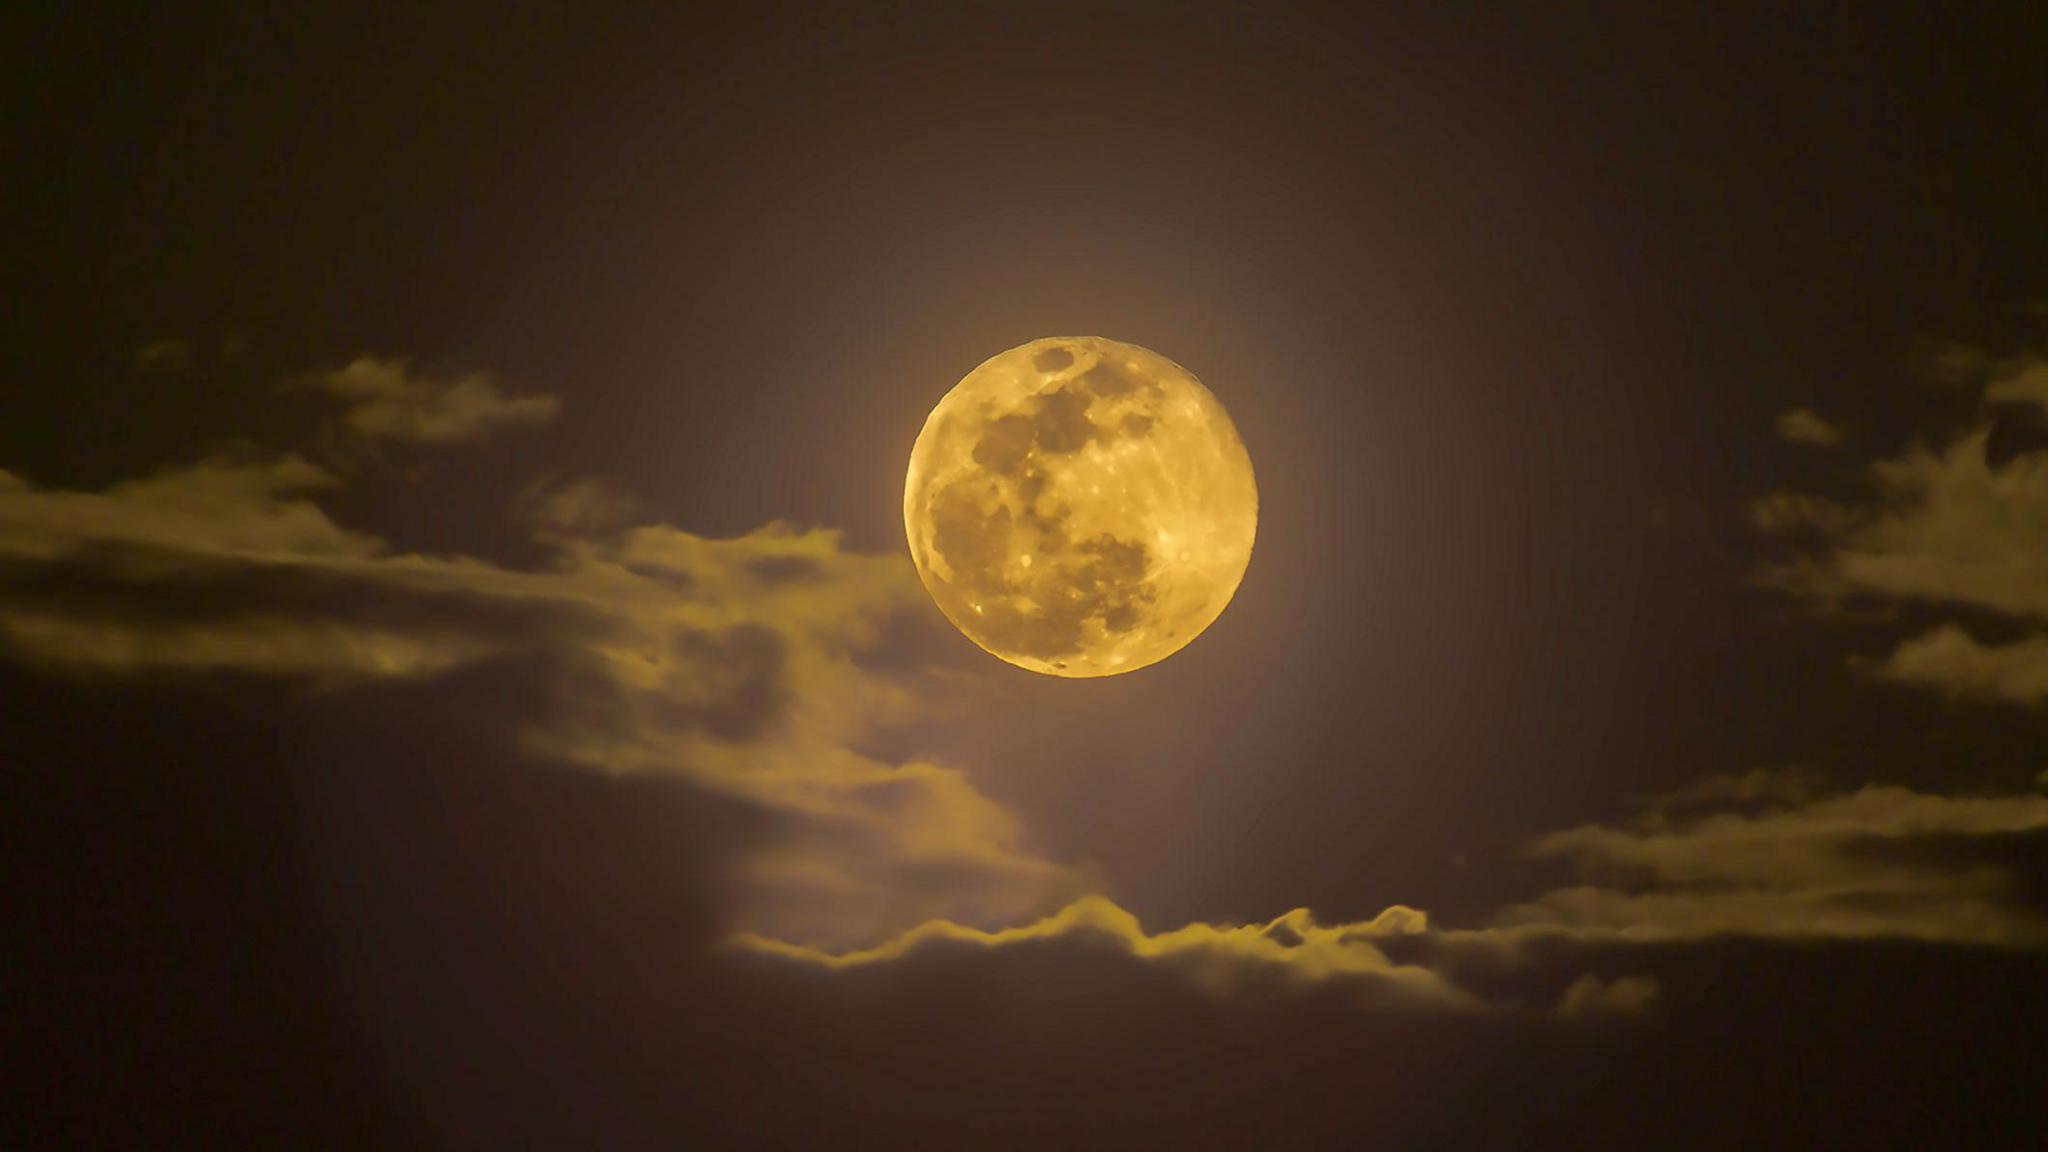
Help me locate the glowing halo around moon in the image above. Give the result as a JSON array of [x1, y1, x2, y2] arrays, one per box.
[[904, 336, 1257, 677]]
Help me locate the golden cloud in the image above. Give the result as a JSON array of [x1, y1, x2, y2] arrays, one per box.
[[1554, 974, 1660, 1020], [1759, 360, 2048, 705], [1872, 625, 2048, 707], [1775, 407, 1846, 448], [0, 457, 378, 568], [728, 893, 1477, 1009], [0, 611, 492, 680], [315, 357, 560, 443], [1986, 356, 2048, 409], [0, 445, 1077, 949], [1472, 772, 2048, 948]]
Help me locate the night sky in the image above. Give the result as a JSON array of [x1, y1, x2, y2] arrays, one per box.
[[7, 5, 2048, 1147]]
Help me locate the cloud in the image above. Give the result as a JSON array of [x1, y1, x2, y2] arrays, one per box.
[[726, 738, 2046, 1015], [134, 339, 191, 373], [1871, 625, 2048, 707], [1925, 341, 1995, 388], [0, 612, 493, 679], [1758, 359, 2048, 706], [1476, 771, 2048, 948], [1647, 765, 1826, 811], [1748, 490, 1855, 537], [0, 457, 379, 568], [1758, 357, 2048, 626], [4, 429, 1653, 1010], [520, 476, 639, 540], [1554, 974, 1659, 1019], [729, 893, 1478, 1009], [1653, 347, 2048, 949], [1985, 356, 2048, 409], [1770, 433, 2048, 621], [1776, 407, 1846, 448], [0, 442, 1075, 949], [1985, 357, 2048, 469], [314, 357, 560, 443]]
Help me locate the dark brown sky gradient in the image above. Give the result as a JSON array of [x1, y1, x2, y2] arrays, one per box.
[[6, 4, 2048, 1147]]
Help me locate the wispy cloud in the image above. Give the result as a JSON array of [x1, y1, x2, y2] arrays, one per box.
[[313, 357, 560, 443], [756, 766, 2048, 1006], [1554, 974, 1660, 1020], [0, 438, 1074, 949], [1985, 356, 2048, 409], [134, 339, 191, 373], [1757, 357, 2048, 706], [1872, 625, 2048, 707], [1479, 771, 2048, 948], [729, 893, 1478, 1010], [0, 611, 493, 679], [0, 457, 377, 567], [1775, 407, 1846, 448]]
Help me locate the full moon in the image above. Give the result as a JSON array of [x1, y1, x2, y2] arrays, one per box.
[[904, 337, 1257, 677]]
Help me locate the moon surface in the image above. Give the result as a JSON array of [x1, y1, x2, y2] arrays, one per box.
[[904, 337, 1257, 677]]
